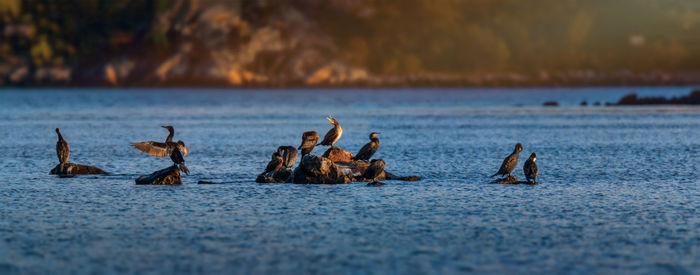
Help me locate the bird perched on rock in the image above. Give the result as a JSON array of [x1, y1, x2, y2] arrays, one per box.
[[132, 126, 189, 158], [523, 152, 538, 184], [363, 159, 386, 181], [318, 116, 342, 147], [490, 143, 523, 178], [277, 146, 298, 168], [263, 150, 284, 175], [298, 131, 319, 158], [170, 147, 189, 175], [352, 132, 380, 161], [55, 128, 70, 172]]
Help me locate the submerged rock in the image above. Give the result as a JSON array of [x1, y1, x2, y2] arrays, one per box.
[[49, 163, 108, 175], [292, 155, 350, 184], [366, 181, 385, 186], [322, 147, 355, 163], [256, 168, 293, 183], [135, 165, 181, 185], [543, 101, 559, 106], [489, 175, 535, 185]]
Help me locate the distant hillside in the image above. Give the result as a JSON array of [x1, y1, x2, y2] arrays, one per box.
[[2, 0, 700, 86]]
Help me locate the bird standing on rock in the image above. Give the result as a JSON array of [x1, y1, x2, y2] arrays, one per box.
[[363, 159, 386, 180], [263, 150, 284, 175], [55, 128, 70, 172], [318, 116, 342, 147], [132, 126, 189, 158], [352, 132, 380, 161], [523, 152, 538, 184], [277, 146, 298, 168], [490, 143, 523, 178], [170, 147, 190, 175], [298, 131, 319, 158]]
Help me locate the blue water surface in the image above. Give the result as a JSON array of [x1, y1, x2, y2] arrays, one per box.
[[0, 87, 699, 274]]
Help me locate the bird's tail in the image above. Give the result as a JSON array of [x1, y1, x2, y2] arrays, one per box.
[[490, 172, 498, 178], [179, 163, 190, 175]]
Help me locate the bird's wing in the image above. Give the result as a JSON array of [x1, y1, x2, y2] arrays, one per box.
[[132, 141, 170, 157], [177, 141, 189, 157], [319, 129, 337, 145], [265, 158, 283, 173], [354, 142, 373, 159]]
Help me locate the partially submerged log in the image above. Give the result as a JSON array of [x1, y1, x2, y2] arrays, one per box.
[[489, 175, 536, 185], [135, 165, 181, 185], [49, 163, 108, 175], [614, 91, 700, 105]]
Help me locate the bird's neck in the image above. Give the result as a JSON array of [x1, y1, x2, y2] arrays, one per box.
[[57, 132, 63, 141], [371, 137, 379, 143], [166, 131, 174, 143]]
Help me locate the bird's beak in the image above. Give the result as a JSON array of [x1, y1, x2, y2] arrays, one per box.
[[161, 126, 167, 128], [326, 117, 333, 123]]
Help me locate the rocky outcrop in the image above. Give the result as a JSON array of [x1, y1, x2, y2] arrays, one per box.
[[614, 91, 700, 105], [489, 175, 535, 185], [49, 163, 108, 175], [255, 168, 293, 183], [322, 147, 355, 162], [292, 155, 350, 184], [135, 165, 181, 185]]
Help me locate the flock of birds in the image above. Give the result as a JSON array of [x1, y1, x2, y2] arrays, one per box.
[[54, 116, 538, 183]]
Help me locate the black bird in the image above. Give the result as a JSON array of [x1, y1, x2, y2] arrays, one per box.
[[170, 147, 190, 175], [298, 131, 319, 158], [523, 152, 538, 184], [278, 146, 298, 168], [363, 159, 386, 180], [263, 151, 284, 175], [55, 128, 70, 171], [318, 116, 342, 147], [352, 132, 380, 161], [490, 143, 523, 178], [132, 126, 189, 158]]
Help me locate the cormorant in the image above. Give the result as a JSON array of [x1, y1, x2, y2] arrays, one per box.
[[132, 126, 189, 158], [318, 116, 342, 147], [55, 128, 69, 171], [523, 152, 538, 184], [170, 147, 190, 175], [490, 143, 523, 178], [363, 159, 386, 180], [298, 131, 319, 157], [263, 151, 284, 174], [277, 146, 298, 168], [352, 132, 380, 161]]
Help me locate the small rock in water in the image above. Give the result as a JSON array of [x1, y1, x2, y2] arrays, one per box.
[[580, 101, 588, 106], [366, 181, 385, 186], [543, 101, 559, 106], [135, 165, 181, 185], [50, 163, 108, 175]]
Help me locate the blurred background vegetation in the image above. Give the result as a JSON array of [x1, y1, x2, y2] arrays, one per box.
[[2, 0, 700, 86]]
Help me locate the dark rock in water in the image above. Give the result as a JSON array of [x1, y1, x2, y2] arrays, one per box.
[[593, 101, 601, 106], [580, 101, 588, 106], [198, 180, 221, 184], [366, 181, 384, 186], [384, 171, 421, 181], [362, 159, 386, 181], [292, 155, 350, 184], [50, 163, 108, 175], [490, 175, 535, 185], [543, 101, 559, 106], [255, 168, 293, 183], [322, 147, 355, 163], [135, 165, 181, 185], [613, 91, 700, 105]]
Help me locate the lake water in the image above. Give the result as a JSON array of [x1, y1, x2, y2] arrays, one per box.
[[0, 87, 699, 274]]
